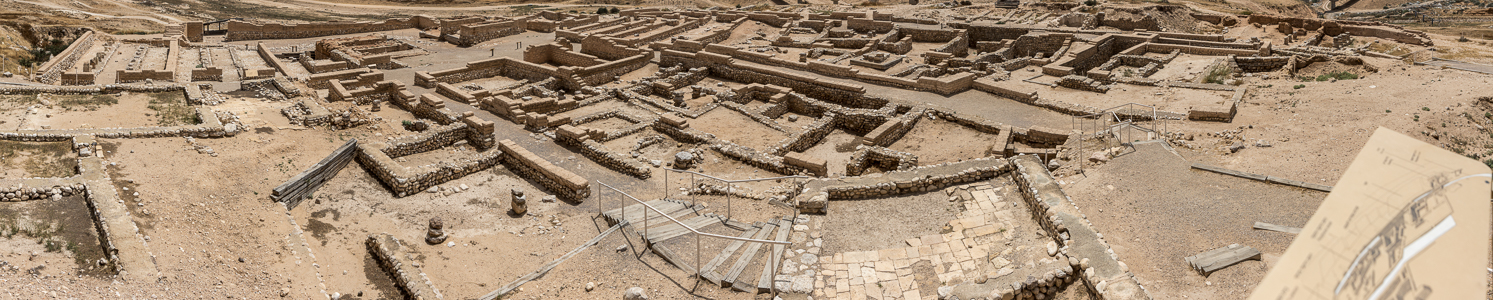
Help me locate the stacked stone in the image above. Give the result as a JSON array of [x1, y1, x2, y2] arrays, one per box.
[[353, 141, 503, 197], [383, 123, 473, 158], [0, 183, 85, 202], [498, 140, 590, 202], [425, 218, 447, 244], [366, 233, 444, 300], [827, 159, 1009, 199], [719, 102, 787, 132], [708, 141, 803, 175], [844, 146, 918, 176], [986, 259, 1078, 300], [1057, 75, 1111, 93], [510, 189, 527, 215], [768, 115, 838, 155], [1010, 155, 1152, 299], [577, 139, 652, 179]]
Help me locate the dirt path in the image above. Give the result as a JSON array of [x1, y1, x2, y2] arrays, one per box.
[[256, 0, 600, 11], [10, 0, 175, 25]]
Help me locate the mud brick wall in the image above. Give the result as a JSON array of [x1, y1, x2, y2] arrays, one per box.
[[846, 18, 894, 33], [366, 234, 444, 300], [525, 43, 605, 67], [35, 30, 96, 84], [453, 19, 527, 47], [663, 50, 889, 110], [60, 73, 96, 85], [575, 55, 651, 86], [1153, 37, 1256, 50], [747, 13, 793, 27], [327, 81, 403, 105], [224, 17, 430, 41], [1008, 32, 1070, 60], [308, 68, 379, 89], [581, 36, 648, 60]]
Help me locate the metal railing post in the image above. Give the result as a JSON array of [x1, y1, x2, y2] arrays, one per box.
[[690, 173, 696, 207], [664, 171, 669, 201]]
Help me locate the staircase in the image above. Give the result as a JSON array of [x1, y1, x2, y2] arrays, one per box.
[[164, 25, 184, 38], [601, 199, 795, 294]]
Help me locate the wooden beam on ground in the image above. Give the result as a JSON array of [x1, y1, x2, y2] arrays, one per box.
[[1184, 243, 1261, 276], [478, 223, 622, 300], [1253, 222, 1301, 234], [1190, 163, 1333, 192]]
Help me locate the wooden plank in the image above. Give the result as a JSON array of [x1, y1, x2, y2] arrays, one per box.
[[650, 243, 695, 275], [646, 215, 722, 243], [1185, 244, 1261, 276], [634, 203, 703, 232], [699, 225, 763, 286], [1191, 163, 1333, 192], [602, 199, 679, 225], [722, 218, 754, 231], [273, 139, 357, 195], [722, 218, 778, 288], [757, 217, 793, 293], [479, 223, 622, 300], [1253, 222, 1301, 234]]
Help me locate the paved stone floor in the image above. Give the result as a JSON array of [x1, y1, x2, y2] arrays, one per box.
[[811, 183, 1038, 300]]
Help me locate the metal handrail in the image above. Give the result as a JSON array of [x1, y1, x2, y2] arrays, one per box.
[[595, 180, 790, 295], [661, 168, 810, 220], [597, 181, 791, 245], [663, 168, 810, 183]]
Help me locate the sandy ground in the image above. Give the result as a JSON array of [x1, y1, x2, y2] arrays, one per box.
[[0, 1, 1491, 299]]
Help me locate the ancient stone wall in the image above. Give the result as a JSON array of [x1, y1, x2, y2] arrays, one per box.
[[366, 234, 444, 300], [846, 18, 895, 33], [498, 140, 590, 202], [35, 30, 96, 84], [224, 17, 433, 41]]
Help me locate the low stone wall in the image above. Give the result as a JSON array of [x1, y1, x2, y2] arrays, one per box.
[[554, 125, 652, 179], [35, 30, 96, 85], [1010, 155, 1150, 300], [366, 233, 444, 300], [796, 157, 1013, 213], [224, 17, 434, 41], [498, 140, 590, 202], [355, 137, 502, 198], [845, 146, 918, 177]]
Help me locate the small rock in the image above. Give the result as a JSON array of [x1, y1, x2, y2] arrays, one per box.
[[459, 184, 469, 191], [1088, 151, 1110, 162], [1047, 241, 1058, 256], [937, 286, 953, 299], [616, 245, 628, 252], [800, 253, 818, 265], [623, 287, 648, 300], [330, 292, 341, 300], [280, 288, 290, 297], [426, 187, 439, 193], [586, 282, 595, 292], [542, 195, 556, 203]]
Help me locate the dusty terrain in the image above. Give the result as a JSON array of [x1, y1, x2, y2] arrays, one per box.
[[0, 0, 1489, 299]]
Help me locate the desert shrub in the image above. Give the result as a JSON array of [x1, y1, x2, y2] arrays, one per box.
[[1293, 84, 1305, 89]]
